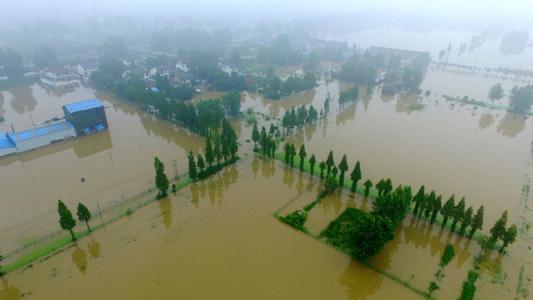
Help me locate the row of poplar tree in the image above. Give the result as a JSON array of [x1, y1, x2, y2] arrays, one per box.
[[282, 143, 517, 252], [281, 105, 319, 133], [188, 120, 239, 181], [56, 200, 93, 242], [251, 123, 278, 158]]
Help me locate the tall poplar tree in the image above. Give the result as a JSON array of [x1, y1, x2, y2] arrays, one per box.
[[298, 144, 307, 171], [364, 180, 372, 197], [326, 151, 335, 175], [501, 225, 517, 252], [154, 157, 169, 198], [412, 185, 425, 216], [319, 161, 326, 179], [451, 197, 465, 232], [58, 200, 76, 241], [441, 195, 455, 228], [188, 151, 197, 180], [350, 161, 361, 193], [251, 123, 260, 149], [308, 154, 316, 175], [460, 207, 473, 235], [205, 137, 214, 167], [77, 203, 92, 232], [469, 206, 484, 239], [338, 154, 349, 186], [490, 211, 508, 243]]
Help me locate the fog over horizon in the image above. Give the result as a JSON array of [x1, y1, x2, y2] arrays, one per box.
[[2, 0, 533, 28]]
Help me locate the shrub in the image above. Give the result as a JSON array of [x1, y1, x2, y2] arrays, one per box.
[[323, 176, 339, 194], [460, 271, 479, 300], [429, 281, 439, 293], [439, 244, 456, 267], [280, 210, 307, 231], [197, 157, 238, 179]]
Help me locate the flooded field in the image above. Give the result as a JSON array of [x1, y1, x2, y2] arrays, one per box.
[[2, 160, 417, 299], [1, 58, 532, 299]]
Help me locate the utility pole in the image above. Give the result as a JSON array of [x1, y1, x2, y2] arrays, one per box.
[[29, 114, 35, 127], [172, 159, 178, 180]]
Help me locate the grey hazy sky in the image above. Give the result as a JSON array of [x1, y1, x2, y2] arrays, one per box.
[[2, 0, 533, 23]]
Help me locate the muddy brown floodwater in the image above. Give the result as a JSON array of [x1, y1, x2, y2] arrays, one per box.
[[3, 160, 417, 300], [0, 84, 204, 251], [1, 59, 532, 299]]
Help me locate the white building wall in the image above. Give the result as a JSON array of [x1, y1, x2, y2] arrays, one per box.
[[0, 147, 16, 157], [13, 128, 76, 152]]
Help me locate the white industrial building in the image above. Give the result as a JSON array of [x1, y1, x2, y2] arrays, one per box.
[[0, 99, 108, 158], [0, 135, 17, 157], [6, 121, 76, 153]]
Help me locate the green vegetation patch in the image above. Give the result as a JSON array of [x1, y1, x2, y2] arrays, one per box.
[[439, 244, 456, 267], [279, 210, 308, 232], [460, 270, 479, 300], [320, 207, 394, 261]]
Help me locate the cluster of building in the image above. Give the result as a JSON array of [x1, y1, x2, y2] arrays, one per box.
[[0, 98, 108, 158]]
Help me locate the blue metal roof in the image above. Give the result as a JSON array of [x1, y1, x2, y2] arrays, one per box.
[[7, 121, 74, 143], [0, 134, 15, 149], [63, 98, 104, 114]]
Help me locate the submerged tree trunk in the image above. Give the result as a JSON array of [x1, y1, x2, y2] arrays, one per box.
[[69, 230, 76, 241]]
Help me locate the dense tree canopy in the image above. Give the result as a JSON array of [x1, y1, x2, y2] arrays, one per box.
[[257, 34, 304, 65], [509, 85, 533, 114], [0, 48, 24, 77], [489, 83, 504, 101]]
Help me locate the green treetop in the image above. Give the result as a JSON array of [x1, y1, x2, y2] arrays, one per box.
[[284, 143, 291, 164], [323, 176, 339, 194], [424, 191, 436, 219], [338, 154, 349, 186], [441, 195, 455, 228], [205, 137, 214, 167], [188, 151, 197, 180], [451, 197, 465, 232], [326, 150, 335, 175], [331, 166, 338, 178], [363, 179, 372, 197], [76, 203, 92, 232], [412, 185, 425, 216], [430, 195, 442, 224], [298, 144, 307, 171], [214, 141, 222, 164], [460, 207, 473, 235], [319, 161, 326, 179], [58, 200, 77, 241], [251, 123, 260, 149], [490, 210, 508, 243], [469, 206, 484, 239], [488, 83, 504, 101], [376, 179, 386, 196], [500, 224, 517, 252], [154, 157, 169, 198], [350, 161, 361, 193], [197, 154, 206, 172], [308, 154, 316, 175]]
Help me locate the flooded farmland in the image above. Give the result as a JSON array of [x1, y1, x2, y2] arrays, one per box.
[[0, 84, 204, 251], [0, 23, 532, 300]]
